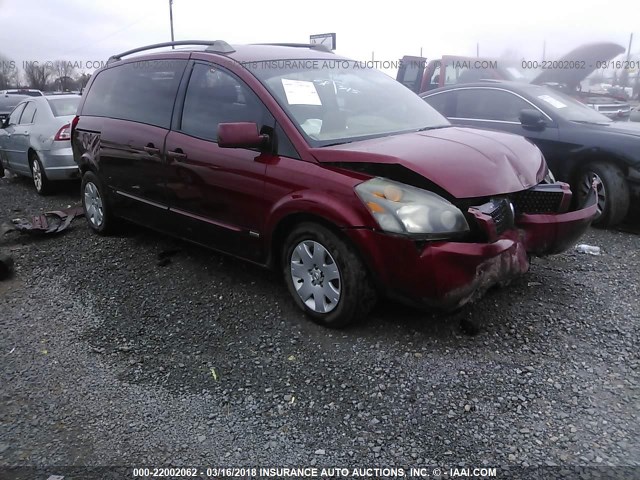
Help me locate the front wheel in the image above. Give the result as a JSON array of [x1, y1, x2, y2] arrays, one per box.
[[575, 162, 629, 228], [282, 222, 377, 328]]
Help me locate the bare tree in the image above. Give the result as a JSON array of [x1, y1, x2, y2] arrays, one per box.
[[76, 72, 91, 89], [0, 54, 19, 89], [51, 60, 77, 91], [23, 62, 51, 90]]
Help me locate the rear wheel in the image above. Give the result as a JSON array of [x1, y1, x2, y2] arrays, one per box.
[[282, 222, 376, 328], [575, 162, 629, 228], [30, 153, 51, 195], [81, 170, 116, 234]]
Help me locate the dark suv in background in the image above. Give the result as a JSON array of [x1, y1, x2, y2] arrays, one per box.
[[71, 41, 596, 327]]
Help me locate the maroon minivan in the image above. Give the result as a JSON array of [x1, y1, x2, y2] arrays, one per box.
[[72, 41, 597, 327]]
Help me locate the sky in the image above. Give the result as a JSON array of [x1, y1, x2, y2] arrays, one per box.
[[0, 0, 639, 76]]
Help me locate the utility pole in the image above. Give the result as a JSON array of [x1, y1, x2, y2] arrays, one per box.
[[542, 40, 546, 61], [169, 0, 175, 48], [621, 32, 633, 87], [476, 43, 479, 58]]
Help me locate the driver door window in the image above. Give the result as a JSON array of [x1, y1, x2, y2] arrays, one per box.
[[180, 63, 273, 142]]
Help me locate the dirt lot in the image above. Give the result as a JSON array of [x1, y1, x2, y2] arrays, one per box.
[[1, 174, 639, 473]]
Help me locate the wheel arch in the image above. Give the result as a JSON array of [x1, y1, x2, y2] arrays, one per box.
[[268, 212, 357, 270], [568, 149, 631, 182]]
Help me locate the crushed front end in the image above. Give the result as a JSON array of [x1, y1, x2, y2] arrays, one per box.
[[346, 181, 597, 310]]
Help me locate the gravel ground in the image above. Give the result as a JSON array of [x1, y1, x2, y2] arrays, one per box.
[[0, 173, 639, 473]]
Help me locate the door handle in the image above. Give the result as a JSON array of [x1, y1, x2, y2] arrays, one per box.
[[143, 145, 160, 154], [166, 149, 187, 161]]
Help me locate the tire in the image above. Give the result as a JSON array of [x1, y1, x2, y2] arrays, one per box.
[[574, 162, 630, 228], [282, 222, 377, 328], [81, 170, 116, 234], [30, 153, 51, 195]]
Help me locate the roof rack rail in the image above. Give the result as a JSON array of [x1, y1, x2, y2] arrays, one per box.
[[107, 40, 235, 64], [253, 43, 333, 53]]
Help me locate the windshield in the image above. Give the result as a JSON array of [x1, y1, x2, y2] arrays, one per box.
[[47, 97, 81, 117], [250, 60, 449, 146], [534, 88, 612, 124]]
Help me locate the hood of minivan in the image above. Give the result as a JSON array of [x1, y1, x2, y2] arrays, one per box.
[[310, 127, 545, 198]]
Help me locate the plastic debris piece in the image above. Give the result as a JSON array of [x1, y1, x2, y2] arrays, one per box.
[[11, 205, 84, 235], [575, 244, 601, 255]]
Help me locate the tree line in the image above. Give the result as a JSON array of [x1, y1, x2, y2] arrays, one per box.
[[0, 55, 91, 92]]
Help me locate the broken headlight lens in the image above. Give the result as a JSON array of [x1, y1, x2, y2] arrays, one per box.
[[355, 177, 469, 236]]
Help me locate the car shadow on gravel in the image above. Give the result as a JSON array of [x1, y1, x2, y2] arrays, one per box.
[[2, 172, 80, 198]]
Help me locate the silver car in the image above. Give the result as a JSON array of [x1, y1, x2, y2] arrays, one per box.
[[0, 95, 80, 194]]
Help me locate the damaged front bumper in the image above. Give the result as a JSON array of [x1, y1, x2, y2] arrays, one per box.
[[345, 182, 597, 310]]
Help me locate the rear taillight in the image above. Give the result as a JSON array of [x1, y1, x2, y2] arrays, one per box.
[[54, 123, 71, 141]]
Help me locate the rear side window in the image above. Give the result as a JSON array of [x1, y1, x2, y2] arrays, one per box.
[[19, 102, 37, 124], [48, 97, 81, 117], [423, 92, 456, 117], [82, 59, 187, 128]]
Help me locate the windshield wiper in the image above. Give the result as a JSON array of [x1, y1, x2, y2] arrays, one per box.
[[321, 140, 355, 147], [417, 125, 451, 132]]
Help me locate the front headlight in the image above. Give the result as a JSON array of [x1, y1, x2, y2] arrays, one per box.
[[355, 177, 469, 237]]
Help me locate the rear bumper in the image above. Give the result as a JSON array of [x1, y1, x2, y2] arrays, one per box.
[[39, 147, 79, 180], [345, 183, 597, 310]]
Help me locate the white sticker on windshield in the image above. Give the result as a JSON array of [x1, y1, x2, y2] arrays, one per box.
[[538, 94, 567, 109], [281, 79, 322, 105]]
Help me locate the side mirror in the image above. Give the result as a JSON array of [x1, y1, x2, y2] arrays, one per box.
[[0, 118, 8, 129], [519, 109, 546, 130], [218, 122, 269, 149]]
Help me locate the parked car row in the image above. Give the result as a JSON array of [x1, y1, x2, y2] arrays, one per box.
[[65, 40, 598, 327], [4, 40, 637, 326]]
